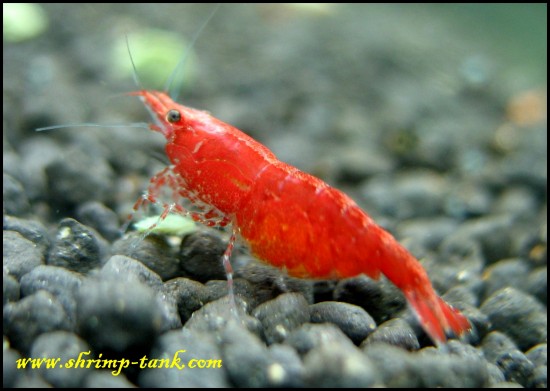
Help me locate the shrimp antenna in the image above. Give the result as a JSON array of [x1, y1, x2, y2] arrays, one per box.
[[165, 4, 220, 101], [125, 34, 143, 90], [36, 123, 149, 132]]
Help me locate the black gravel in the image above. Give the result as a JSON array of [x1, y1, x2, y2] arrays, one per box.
[[3, 4, 547, 388]]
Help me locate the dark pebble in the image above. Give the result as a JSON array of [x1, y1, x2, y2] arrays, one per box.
[[100, 255, 164, 292], [451, 304, 490, 345], [435, 237, 486, 296], [489, 126, 546, 192], [3, 346, 22, 388], [443, 180, 493, 219], [363, 342, 419, 387], [17, 136, 66, 201], [482, 331, 520, 364], [361, 318, 420, 351], [112, 233, 179, 280], [30, 331, 91, 387], [44, 147, 114, 207], [3, 215, 51, 254], [485, 362, 507, 386], [266, 343, 305, 387], [75, 201, 122, 242], [154, 290, 183, 332], [309, 301, 376, 345], [201, 279, 229, 302], [3, 173, 30, 216], [204, 277, 279, 311], [528, 365, 547, 388], [83, 371, 136, 388], [184, 295, 263, 338], [20, 265, 82, 326], [3, 230, 44, 280], [442, 284, 479, 309], [252, 293, 310, 345], [3, 273, 20, 304], [359, 170, 446, 219], [220, 319, 274, 387], [179, 231, 227, 282], [333, 275, 405, 325], [480, 287, 547, 350], [235, 257, 315, 305], [3, 290, 70, 353], [13, 373, 52, 387], [164, 277, 209, 323], [496, 350, 536, 387], [331, 143, 395, 184], [302, 340, 378, 387], [3, 147, 22, 186], [481, 258, 531, 300], [482, 333, 540, 387], [421, 253, 483, 300], [488, 381, 528, 387], [441, 215, 515, 264], [411, 349, 489, 387], [47, 218, 107, 273], [139, 328, 228, 387], [396, 216, 458, 251], [493, 186, 540, 217], [312, 279, 338, 302], [285, 323, 356, 356], [76, 279, 163, 352], [525, 344, 547, 367], [526, 267, 547, 305], [99, 255, 182, 331]]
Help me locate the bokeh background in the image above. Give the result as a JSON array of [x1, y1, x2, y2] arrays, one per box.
[[3, 3, 547, 221]]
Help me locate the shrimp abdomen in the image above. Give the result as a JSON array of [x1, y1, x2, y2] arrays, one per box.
[[236, 163, 470, 344], [236, 162, 383, 280]]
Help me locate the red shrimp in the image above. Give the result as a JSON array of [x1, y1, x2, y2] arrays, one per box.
[[131, 90, 471, 345]]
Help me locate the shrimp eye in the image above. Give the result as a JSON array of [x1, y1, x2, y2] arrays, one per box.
[[166, 109, 181, 123]]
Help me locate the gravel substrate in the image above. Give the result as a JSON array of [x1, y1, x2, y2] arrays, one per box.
[[3, 4, 547, 388]]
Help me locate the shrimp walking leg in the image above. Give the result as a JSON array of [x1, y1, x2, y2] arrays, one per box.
[[131, 166, 228, 231], [222, 227, 238, 311], [130, 165, 238, 303]]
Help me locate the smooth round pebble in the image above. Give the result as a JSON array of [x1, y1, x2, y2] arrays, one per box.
[[252, 293, 310, 345], [361, 318, 420, 351], [30, 331, 91, 387], [285, 323, 356, 355], [75, 201, 122, 242], [3, 230, 44, 280], [333, 275, 405, 324], [20, 265, 82, 325], [3, 173, 30, 216], [76, 279, 163, 352], [221, 320, 274, 387], [100, 255, 164, 292], [83, 371, 137, 388], [179, 231, 227, 282], [3, 273, 20, 304], [309, 301, 376, 344], [163, 277, 209, 323], [3, 215, 51, 254], [480, 287, 547, 350], [112, 233, 179, 280], [303, 341, 378, 387], [139, 328, 228, 387], [3, 290, 70, 353]]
